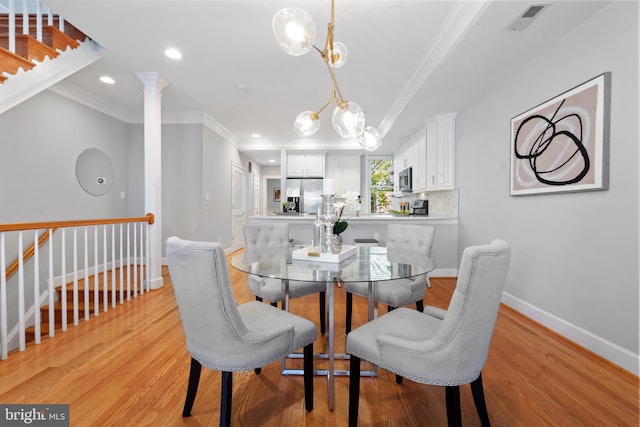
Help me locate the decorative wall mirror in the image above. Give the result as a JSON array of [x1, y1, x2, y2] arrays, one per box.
[[75, 148, 114, 196]]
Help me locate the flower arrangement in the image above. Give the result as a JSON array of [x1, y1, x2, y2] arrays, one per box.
[[332, 192, 361, 235]]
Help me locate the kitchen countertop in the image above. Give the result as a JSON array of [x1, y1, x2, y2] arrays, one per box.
[[251, 214, 458, 224]]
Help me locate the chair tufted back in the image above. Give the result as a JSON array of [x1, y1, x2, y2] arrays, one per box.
[[242, 223, 290, 261], [386, 224, 435, 267]]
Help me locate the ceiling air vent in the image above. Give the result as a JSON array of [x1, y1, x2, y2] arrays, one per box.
[[506, 3, 549, 31]]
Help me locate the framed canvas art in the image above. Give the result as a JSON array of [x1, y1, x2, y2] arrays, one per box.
[[510, 72, 611, 196], [273, 187, 281, 202]]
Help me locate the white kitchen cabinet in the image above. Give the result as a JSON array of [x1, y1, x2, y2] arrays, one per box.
[[287, 152, 325, 177], [325, 153, 361, 195], [426, 113, 456, 191], [394, 113, 455, 193], [410, 128, 427, 192]]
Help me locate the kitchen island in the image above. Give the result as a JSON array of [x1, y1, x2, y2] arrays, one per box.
[[248, 214, 458, 276]]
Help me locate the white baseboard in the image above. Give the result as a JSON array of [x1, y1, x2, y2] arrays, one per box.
[[430, 268, 457, 277], [502, 291, 639, 376]]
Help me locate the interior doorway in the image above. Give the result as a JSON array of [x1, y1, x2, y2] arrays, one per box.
[[263, 175, 282, 215], [231, 162, 246, 252]]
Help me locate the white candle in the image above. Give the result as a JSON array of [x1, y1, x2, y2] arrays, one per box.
[[323, 178, 336, 195]]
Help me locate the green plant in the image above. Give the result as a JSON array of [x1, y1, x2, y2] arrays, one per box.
[[333, 205, 348, 235]]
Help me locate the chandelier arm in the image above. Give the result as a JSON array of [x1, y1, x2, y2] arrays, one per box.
[[325, 61, 346, 105], [316, 99, 334, 115]]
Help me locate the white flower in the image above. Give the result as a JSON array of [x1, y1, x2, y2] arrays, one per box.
[[340, 191, 361, 212]]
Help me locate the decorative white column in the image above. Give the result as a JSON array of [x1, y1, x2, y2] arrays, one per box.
[[136, 72, 168, 290]]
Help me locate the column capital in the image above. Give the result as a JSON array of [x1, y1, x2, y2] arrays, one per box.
[[135, 72, 169, 91]]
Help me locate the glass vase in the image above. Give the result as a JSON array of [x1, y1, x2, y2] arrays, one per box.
[[328, 234, 343, 254], [320, 194, 337, 253]]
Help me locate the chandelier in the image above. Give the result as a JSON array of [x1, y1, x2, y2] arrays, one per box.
[[272, 0, 382, 151]]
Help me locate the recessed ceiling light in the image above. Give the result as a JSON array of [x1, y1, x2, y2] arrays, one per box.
[[99, 76, 115, 84], [251, 133, 261, 138], [164, 48, 182, 59], [236, 82, 249, 90], [269, 159, 276, 163]]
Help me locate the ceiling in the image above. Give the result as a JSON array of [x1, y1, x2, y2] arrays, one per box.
[[45, 0, 609, 166]]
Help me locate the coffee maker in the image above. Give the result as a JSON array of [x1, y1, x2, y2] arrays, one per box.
[[410, 199, 429, 215]]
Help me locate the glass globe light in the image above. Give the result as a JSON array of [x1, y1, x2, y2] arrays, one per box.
[[358, 126, 382, 151], [272, 8, 316, 56], [332, 102, 365, 139], [293, 111, 320, 137], [328, 41, 348, 68]]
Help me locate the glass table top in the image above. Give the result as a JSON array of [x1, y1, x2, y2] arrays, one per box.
[[230, 245, 434, 283]]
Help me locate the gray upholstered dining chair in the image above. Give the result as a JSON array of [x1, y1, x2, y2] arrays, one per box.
[[344, 224, 436, 333], [243, 223, 327, 333], [347, 239, 511, 427], [166, 236, 317, 427]]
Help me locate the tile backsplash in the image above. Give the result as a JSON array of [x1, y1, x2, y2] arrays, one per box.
[[395, 188, 459, 217], [425, 188, 458, 217]]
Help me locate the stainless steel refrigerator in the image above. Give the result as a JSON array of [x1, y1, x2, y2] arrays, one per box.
[[285, 178, 324, 214]]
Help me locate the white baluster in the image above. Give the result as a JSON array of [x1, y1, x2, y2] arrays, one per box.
[[119, 223, 123, 304], [48, 229, 54, 337], [93, 226, 99, 316], [33, 230, 41, 344], [126, 223, 131, 301], [103, 225, 107, 312], [1, 232, 8, 359], [8, 0, 15, 53], [21, 0, 28, 35], [84, 226, 89, 321], [139, 222, 144, 295], [18, 231, 25, 350], [60, 228, 66, 331], [146, 221, 150, 293], [111, 224, 116, 308], [36, 1, 42, 42], [72, 227, 79, 326], [133, 222, 137, 298]]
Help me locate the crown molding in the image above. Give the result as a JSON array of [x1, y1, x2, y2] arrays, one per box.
[[49, 79, 136, 123], [0, 39, 102, 114], [377, 1, 491, 138]]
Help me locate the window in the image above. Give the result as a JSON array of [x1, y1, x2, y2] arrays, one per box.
[[368, 157, 393, 214]]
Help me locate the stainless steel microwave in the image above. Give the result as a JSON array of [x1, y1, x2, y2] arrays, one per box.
[[399, 167, 412, 192]]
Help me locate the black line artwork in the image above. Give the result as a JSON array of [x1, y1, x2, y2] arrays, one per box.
[[510, 72, 610, 196], [513, 99, 590, 186]]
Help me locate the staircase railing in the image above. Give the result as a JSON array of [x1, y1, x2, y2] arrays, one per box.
[[0, 213, 155, 360], [1, 0, 86, 82]]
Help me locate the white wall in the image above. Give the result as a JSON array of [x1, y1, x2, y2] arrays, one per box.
[[0, 90, 130, 222], [162, 124, 204, 246], [202, 126, 243, 248], [455, 2, 638, 373]]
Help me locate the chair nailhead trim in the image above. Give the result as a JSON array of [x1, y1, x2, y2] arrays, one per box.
[[348, 350, 478, 386]]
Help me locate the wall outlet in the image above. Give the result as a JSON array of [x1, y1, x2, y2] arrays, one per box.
[[120, 191, 126, 200], [374, 232, 379, 241]]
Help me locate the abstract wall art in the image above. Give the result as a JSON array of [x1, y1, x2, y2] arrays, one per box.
[[510, 72, 611, 196]]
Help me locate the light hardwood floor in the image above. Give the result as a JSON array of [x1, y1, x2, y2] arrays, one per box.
[[0, 255, 637, 426]]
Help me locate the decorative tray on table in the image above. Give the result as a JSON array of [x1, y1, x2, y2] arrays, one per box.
[[292, 245, 357, 263]]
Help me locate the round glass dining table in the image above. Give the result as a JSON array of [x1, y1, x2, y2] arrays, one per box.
[[230, 245, 434, 411]]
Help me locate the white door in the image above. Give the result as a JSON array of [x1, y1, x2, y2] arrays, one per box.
[[253, 173, 261, 215], [231, 162, 246, 252]]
